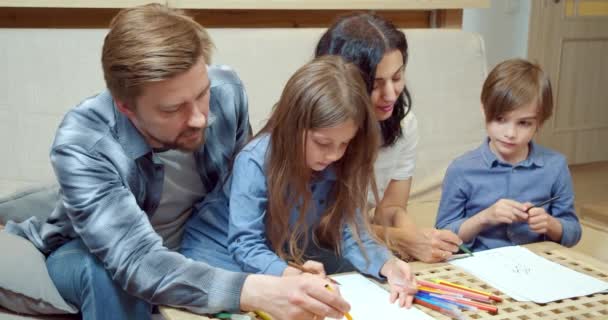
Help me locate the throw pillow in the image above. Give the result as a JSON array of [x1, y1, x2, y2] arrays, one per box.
[[0, 231, 77, 315]]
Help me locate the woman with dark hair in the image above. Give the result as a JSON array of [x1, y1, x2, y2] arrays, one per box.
[[316, 13, 463, 262]]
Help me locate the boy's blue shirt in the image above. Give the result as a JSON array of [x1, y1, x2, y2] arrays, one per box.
[[435, 138, 581, 251]]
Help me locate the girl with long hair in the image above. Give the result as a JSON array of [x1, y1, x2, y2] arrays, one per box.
[[182, 56, 417, 315]]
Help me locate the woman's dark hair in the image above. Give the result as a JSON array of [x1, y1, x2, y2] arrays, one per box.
[[315, 12, 412, 147]]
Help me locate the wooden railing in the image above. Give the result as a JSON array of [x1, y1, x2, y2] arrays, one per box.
[[0, 0, 488, 28]]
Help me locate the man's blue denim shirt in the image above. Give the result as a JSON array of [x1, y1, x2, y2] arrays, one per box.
[[7, 65, 251, 314], [435, 139, 581, 251]]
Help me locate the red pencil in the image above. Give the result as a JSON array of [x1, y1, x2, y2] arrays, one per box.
[[439, 295, 499, 314], [414, 298, 461, 318]]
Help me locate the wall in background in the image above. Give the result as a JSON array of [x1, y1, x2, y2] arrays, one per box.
[[463, 0, 531, 69]]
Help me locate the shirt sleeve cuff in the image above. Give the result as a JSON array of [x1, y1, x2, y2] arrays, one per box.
[[366, 246, 393, 279], [188, 269, 249, 314], [263, 259, 288, 276], [558, 219, 581, 247]]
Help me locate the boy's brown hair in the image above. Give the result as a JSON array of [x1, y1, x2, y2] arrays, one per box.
[[481, 59, 553, 124]]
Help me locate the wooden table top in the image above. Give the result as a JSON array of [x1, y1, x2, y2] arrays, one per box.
[[160, 242, 608, 320]]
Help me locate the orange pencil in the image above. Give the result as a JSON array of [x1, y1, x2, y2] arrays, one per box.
[[417, 286, 469, 298], [437, 295, 499, 314], [414, 297, 462, 318], [433, 279, 502, 302], [418, 280, 491, 302]]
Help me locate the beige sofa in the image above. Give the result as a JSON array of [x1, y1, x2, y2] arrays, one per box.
[[0, 28, 487, 318]]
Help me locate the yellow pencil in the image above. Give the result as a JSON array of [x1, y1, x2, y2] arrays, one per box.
[[324, 284, 353, 320], [254, 310, 272, 320]]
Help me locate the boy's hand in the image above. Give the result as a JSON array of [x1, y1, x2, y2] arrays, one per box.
[[526, 206, 563, 241], [527, 207, 556, 234], [380, 258, 417, 308], [483, 199, 528, 225]]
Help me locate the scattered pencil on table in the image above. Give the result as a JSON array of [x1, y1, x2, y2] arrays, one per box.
[[324, 284, 353, 320], [433, 279, 502, 302], [414, 278, 501, 317], [414, 296, 464, 320], [525, 195, 560, 213]]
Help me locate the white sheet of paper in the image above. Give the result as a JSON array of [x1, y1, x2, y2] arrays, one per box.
[[449, 245, 608, 303], [326, 274, 434, 320]]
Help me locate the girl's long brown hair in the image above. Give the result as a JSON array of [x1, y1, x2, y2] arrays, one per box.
[[254, 55, 381, 263]]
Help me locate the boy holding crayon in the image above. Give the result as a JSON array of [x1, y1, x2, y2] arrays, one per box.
[[435, 59, 582, 251]]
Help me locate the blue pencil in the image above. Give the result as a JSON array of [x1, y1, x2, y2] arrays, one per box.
[[415, 295, 463, 319]]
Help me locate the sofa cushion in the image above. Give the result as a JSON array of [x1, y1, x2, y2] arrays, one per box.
[[0, 185, 59, 225], [0, 231, 77, 315]]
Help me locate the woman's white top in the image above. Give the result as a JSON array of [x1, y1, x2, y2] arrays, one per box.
[[368, 111, 419, 207]]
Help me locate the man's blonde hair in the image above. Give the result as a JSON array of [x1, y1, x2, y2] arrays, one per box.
[[102, 3, 213, 103]]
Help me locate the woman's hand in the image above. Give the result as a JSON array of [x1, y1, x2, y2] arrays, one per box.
[[396, 227, 461, 263], [380, 257, 418, 308]]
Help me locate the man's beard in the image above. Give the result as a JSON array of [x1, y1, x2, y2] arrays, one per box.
[[158, 128, 205, 152]]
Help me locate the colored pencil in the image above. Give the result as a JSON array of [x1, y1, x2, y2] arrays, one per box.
[[324, 284, 353, 320], [254, 310, 272, 320], [414, 296, 463, 319], [525, 196, 560, 213], [433, 279, 502, 302], [425, 293, 480, 311], [419, 291, 498, 314], [435, 294, 498, 313], [418, 280, 492, 302], [458, 243, 474, 257]]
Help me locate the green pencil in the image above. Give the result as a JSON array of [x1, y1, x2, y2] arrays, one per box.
[[459, 243, 474, 257]]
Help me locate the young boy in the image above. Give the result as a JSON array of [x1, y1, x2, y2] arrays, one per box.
[[435, 59, 581, 251]]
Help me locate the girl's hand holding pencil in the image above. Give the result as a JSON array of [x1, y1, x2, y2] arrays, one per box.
[[380, 257, 418, 308], [284, 260, 326, 277]]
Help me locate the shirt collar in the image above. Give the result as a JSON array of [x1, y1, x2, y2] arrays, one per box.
[[481, 137, 544, 168]]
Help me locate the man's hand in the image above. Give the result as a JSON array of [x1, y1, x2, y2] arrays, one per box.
[[240, 273, 350, 320]]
